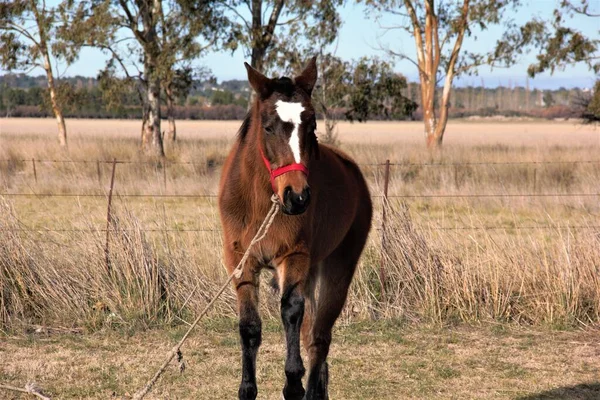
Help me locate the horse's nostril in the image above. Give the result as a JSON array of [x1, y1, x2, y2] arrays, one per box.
[[283, 186, 293, 203]]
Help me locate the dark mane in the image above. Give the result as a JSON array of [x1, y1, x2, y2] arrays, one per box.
[[237, 112, 252, 140]]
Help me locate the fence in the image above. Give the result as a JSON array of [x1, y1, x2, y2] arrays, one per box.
[[1, 157, 599, 231], [2, 157, 599, 293]]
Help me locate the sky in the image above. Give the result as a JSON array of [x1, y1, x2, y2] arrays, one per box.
[[7, 0, 600, 90]]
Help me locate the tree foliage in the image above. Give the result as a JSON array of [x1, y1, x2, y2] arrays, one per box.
[[514, 0, 599, 77], [226, 0, 343, 82], [582, 80, 600, 123]]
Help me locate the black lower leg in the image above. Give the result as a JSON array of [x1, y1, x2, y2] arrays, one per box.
[[281, 284, 306, 399], [238, 310, 261, 400], [305, 333, 331, 400]]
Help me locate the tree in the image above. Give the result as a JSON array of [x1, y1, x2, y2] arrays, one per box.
[[542, 91, 555, 108], [522, 1, 599, 78], [159, 3, 231, 142], [296, 55, 415, 145], [581, 80, 600, 124], [63, 0, 229, 156], [0, 0, 73, 147], [226, 0, 343, 104], [506, 1, 598, 123], [364, 0, 528, 148]]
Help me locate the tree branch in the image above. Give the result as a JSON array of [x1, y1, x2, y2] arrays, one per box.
[[403, 0, 426, 78], [223, 3, 251, 31], [264, 0, 284, 41]]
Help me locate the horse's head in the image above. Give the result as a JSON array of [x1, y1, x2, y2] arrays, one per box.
[[244, 57, 319, 216]]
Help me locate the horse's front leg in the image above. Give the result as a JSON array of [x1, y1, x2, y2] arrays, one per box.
[[226, 246, 262, 400], [279, 252, 310, 400]]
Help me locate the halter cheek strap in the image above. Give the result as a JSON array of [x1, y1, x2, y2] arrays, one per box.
[[259, 146, 309, 193]]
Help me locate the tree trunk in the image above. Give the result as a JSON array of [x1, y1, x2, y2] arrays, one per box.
[[141, 75, 164, 157], [165, 84, 176, 141], [248, 47, 265, 107], [141, 54, 165, 157], [421, 75, 439, 148], [43, 52, 67, 148], [33, 1, 67, 148]]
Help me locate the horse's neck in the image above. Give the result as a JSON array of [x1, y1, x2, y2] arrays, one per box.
[[235, 108, 273, 214]]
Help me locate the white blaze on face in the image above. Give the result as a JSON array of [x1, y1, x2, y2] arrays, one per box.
[[275, 100, 305, 163]]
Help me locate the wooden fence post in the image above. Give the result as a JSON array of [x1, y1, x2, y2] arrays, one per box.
[[379, 160, 391, 299], [97, 161, 102, 185], [105, 158, 117, 273], [163, 162, 167, 191], [32, 158, 37, 184], [533, 168, 537, 193]]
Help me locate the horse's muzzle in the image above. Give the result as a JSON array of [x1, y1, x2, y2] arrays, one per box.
[[282, 186, 311, 215]]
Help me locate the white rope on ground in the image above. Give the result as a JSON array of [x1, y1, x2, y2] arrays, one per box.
[[0, 383, 51, 399], [132, 194, 280, 400]]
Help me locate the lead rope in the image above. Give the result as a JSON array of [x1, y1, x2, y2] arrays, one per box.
[[132, 194, 280, 400]]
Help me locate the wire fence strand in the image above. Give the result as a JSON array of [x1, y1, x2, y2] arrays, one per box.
[[2, 158, 600, 167]]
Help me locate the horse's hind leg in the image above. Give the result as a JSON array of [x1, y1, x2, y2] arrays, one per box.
[[305, 229, 367, 399]]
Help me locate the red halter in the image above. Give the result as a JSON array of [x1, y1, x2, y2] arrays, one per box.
[[259, 145, 309, 193]]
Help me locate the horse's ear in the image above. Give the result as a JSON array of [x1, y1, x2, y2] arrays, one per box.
[[244, 62, 272, 100], [295, 56, 318, 96]]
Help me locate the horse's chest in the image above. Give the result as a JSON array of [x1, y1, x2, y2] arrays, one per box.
[[240, 219, 299, 264]]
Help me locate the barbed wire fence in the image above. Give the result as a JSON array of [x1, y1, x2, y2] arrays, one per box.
[[1, 158, 599, 236]]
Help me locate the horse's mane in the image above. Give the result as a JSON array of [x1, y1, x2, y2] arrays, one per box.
[[237, 112, 252, 140]]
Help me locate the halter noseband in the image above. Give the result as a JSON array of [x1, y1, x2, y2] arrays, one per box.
[[259, 146, 309, 193]]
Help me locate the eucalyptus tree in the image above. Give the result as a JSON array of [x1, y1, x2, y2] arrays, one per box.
[[63, 0, 230, 156], [225, 0, 343, 104], [521, 0, 599, 77], [292, 54, 415, 145], [159, 2, 232, 142], [0, 0, 75, 147], [364, 0, 532, 148], [497, 0, 599, 123]]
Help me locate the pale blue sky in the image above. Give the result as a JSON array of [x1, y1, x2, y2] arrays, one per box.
[[8, 0, 600, 89]]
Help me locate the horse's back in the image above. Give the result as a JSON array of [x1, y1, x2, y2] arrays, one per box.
[[307, 144, 372, 262]]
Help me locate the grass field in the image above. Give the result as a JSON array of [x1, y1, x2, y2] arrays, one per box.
[[2, 321, 600, 399], [1, 117, 599, 398]]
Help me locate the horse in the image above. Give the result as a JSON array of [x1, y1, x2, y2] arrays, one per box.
[[218, 56, 373, 400]]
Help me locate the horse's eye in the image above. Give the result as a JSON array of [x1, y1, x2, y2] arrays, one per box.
[[264, 126, 274, 135]]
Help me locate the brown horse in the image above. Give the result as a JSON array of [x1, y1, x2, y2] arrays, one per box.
[[218, 57, 372, 400]]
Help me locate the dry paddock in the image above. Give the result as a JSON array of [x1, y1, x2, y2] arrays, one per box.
[[2, 117, 599, 146], [1, 117, 600, 399]]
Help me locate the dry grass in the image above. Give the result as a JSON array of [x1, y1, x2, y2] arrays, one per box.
[[1, 118, 600, 332], [2, 117, 599, 146]]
